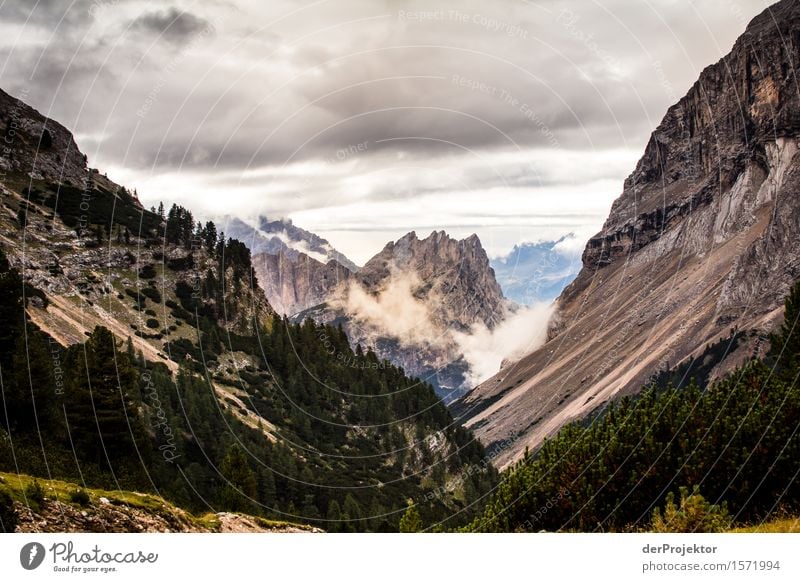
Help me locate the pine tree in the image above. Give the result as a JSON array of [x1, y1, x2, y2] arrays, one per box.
[[326, 499, 342, 532], [8, 326, 59, 433], [63, 326, 146, 469], [342, 493, 362, 532], [0, 249, 24, 369], [220, 446, 257, 513], [399, 501, 422, 533], [203, 221, 217, 253], [771, 278, 800, 382]]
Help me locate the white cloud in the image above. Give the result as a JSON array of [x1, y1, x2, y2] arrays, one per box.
[[452, 302, 555, 385], [335, 262, 555, 387]]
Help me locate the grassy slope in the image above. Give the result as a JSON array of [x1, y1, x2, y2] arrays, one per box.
[[0, 471, 314, 532], [731, 518, 800, 533]]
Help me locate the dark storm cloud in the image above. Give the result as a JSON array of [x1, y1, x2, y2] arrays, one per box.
[[0, 0, 775, 237], [131, 7, 213, 45]]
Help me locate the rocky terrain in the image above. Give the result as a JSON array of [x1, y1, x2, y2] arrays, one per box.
[[296, 230, 508, 399], [253, 250, 352, 316], [223, 216, 357, 315], [2, 473, 318, 533], [458, 0, 800, 468]]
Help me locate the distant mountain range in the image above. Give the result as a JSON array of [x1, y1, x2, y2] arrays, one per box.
[[218, 216, 358, 316], [226, 216, 567, 399], [220, 215, 359, 270], [490, 236, 582, 305]]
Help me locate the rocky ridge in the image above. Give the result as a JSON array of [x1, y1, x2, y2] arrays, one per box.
[[223, 216, 357, 315], [296, 230, 508, 398], [458, 0, 800, 468]]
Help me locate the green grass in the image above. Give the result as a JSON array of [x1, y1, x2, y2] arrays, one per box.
[[0, 471, 314, 532], [731, 518, 800, 533]]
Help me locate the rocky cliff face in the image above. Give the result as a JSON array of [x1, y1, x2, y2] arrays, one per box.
[[0, 88, 86, 187], [357, 231, 506, 331], [458, 0, 800, 468], [253, 251, 352, 316], [0, 88, 124, 194], [0, 87, 273, 362], [224, 216, 357, 315], [297, 230, 507, 399]]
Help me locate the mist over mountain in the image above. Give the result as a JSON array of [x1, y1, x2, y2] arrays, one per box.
[[292, 230, 553, 400], [0, 86, 497, 531], [457, 0, 800, 469], [221, 215, 359, 271]]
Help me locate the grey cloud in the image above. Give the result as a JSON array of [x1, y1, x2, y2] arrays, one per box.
[[0, 0, 775, 241], [131, 7, 213, 45], [0, 0, 94, 26]]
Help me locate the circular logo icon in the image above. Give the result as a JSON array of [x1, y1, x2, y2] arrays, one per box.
[[20, 542, 46, 570]]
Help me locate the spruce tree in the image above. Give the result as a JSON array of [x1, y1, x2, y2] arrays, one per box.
[[220, 446, 257, 513], [771, 278, 800, 382], [9, 326, 58, 433], [0, 249, 24, 369], [342, 493, 362, 532], [326, 499, 342, 532], [63, 326, 146, 469]]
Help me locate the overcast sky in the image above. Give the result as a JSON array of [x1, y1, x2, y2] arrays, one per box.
[[0, 0, 773, 263]]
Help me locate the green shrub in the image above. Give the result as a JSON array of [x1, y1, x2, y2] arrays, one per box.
[[145, 318, 160, 329], [24, 480, 45, 510], [69, 489, 90, 507], [0, 489, 17, 532], [139, 264, 157, 279], [141, 286, 162, 303], [651, 486, 732, 533], [399, 501, 422, 533], [125, 288, 146, 308]]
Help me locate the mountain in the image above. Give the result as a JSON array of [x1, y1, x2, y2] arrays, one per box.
[[0, 88, 95, 188], [295, 230, 508, 400], [253, 251, 353, 316], [456, 0, 800, 469], [0, 87, 497, 531], [490, 235, 582, 305], [222, 215, 359, 271], [222, 216, 358, 315]]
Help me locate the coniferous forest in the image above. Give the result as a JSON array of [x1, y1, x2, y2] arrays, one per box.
[[467, 280, 800, 532], [0, 198, 497, 532]]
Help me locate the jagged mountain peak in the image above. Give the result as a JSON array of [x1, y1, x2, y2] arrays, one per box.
[[460, 2, 800, 469], [0, 88, 127, 197], [221, 214, 359, 272], [360, 229, 504, 322], [283, 227, 510, 398], [366, 230, 496, 279]]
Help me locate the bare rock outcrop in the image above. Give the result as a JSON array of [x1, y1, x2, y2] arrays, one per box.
[[459, 0, 800, 468]]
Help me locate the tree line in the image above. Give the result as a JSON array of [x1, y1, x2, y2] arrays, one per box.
[[466, 280, 800, 532]]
